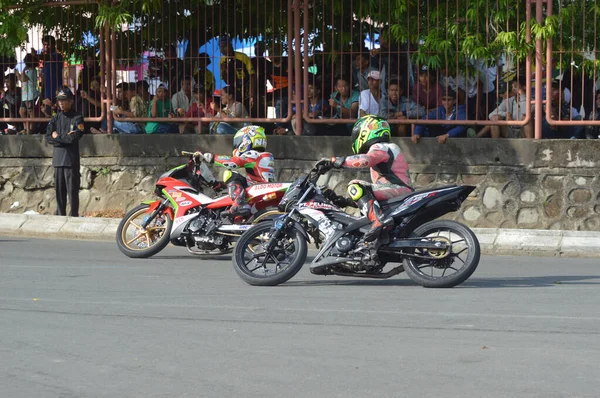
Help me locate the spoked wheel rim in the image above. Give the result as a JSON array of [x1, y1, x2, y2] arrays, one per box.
[[408, 227, 472, 280], [239, 228, 299, 278], [120, 207, 169, 251]]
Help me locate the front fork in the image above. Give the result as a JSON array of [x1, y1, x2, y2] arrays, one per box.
[[141, 198, 170, 229], [265, 210, 296, 251]]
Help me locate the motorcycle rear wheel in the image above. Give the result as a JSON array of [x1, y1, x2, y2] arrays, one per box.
[[402, 220, 480, 288], [116, 204, 173, 258], [233, 221, 308, 286]]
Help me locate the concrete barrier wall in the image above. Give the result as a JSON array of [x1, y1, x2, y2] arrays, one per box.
[[1, 135, 600, 231]]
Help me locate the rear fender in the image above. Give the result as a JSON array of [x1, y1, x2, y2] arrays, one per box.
[[142, 200, 174, 220]]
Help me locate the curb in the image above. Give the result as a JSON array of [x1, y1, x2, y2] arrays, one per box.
[[0, 213, 119, 242], [1, 213, 600, 257]]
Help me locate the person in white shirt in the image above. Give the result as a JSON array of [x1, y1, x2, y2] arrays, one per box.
[[486, 77, 533, 138], [171, 76, 196, 114], [359, 70, 383, 117]]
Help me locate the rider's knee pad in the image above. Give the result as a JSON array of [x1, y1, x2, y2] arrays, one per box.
[[347, 183, 364, 202], [222, 170, 233, 184]]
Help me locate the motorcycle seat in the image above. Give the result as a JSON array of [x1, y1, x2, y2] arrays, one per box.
[[379, 185, 457, 206]]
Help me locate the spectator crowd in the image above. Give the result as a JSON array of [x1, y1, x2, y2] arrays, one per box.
[[2, 31, 600, 142]]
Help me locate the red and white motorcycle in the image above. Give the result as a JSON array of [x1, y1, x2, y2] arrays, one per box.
[[116, 151, 291, 258]]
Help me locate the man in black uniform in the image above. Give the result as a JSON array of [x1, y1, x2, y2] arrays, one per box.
[[45, 86, 85, 216]]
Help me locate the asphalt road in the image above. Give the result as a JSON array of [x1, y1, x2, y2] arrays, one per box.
[[1, 237, 599, 398]]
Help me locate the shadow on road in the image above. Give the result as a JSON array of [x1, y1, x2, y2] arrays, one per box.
[[463, 275, 600, 288]]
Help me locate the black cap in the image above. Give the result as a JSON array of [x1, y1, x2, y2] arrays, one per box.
[[56, 87, 74, 100]]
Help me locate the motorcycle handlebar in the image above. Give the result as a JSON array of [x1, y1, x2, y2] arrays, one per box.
[[181, 151, 203, 164]]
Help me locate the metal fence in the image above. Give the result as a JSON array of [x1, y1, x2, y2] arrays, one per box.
[[1, 0, 597, 139]]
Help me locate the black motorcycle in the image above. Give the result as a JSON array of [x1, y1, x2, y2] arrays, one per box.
[[232, 160, 480, 288]]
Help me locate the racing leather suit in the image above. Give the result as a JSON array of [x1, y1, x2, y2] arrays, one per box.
[[332, 142, 413, 242], [209, 149, 275, 217]]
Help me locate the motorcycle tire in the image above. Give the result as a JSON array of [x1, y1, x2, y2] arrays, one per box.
[[403, 220, 480, 288], [116, 204, 173, 258], [233, 221, 308, 286]]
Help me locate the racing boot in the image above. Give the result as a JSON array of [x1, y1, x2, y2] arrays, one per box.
[[224, 181, 251, 220], [356, 195, 393, 249]]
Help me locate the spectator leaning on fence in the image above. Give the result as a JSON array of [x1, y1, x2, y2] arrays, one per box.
[[378, 78, 425, 137], [145, 84, 178, 134], [112, 82, 147, 135], [359, 70, 383, 117], [486, 77, 533, 139], [412, 88, 467, 145]]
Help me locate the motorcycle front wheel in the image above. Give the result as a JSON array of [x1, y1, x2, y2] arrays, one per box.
[[116, 204, 173, 258], [402, 220, 480, 288], [232, 221, 308, 286]]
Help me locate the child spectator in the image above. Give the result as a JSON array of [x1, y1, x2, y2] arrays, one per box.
[[412, 89, 467, 144], [210, 85, 248, 135], [379, 79, 425, 137], [80, 76, 104, 134], [359, 70, 383, 117], [412, 65, 444, 112], [17, 53, 40, 134], [145, 84, 178, 134]]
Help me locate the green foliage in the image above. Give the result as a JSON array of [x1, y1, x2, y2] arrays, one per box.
[[0, 0, 597, 78]]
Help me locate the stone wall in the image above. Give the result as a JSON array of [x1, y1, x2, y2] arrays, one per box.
[[1, 135, 599, 230]]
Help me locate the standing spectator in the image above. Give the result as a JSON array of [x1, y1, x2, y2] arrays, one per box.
[[219, 35, 255, 108], [41, 35, 64, 102], [266, 41, 290, 121], [195, 52, 215, 97], [171, 75, 195, 114], [45, 87, 84, 217], [412, 89, 467, 145], [112, 82, 147, 134], [412, 65, 444, 112], [250, 41, 268, 118], [379, 79, 425, 137], [17, 53, 40, 134], [78, 50, 100, 94], [163, 45, 185, 93], [371, 26, 413, 87], [353, 48, 377, 92], [145, 85, 178, 134], [210, 85, 248, 135], [359, 70, 383, 117]]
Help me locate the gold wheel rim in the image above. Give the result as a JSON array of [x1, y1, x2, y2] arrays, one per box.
[[121, 208, 168, 251]]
